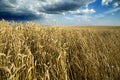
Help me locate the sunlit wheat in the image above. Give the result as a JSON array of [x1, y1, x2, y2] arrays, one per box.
[[0, 20, 120, 80]]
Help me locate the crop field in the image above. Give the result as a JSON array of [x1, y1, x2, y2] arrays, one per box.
[[0, 20, 120, 80]]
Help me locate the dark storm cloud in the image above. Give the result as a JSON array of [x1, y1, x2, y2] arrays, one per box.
[[0, 12, 41, 21], [42, 0, 95, 14], [0, 0, 42, 20], [0, 0, 95, 20], [42, 2, 82, 14]]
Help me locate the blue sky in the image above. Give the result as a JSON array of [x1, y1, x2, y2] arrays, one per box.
[[0, 0, 120, 26]]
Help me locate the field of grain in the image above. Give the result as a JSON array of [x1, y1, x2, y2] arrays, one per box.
[[0, 20, 120, 80]]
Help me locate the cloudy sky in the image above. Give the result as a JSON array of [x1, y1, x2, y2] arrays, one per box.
[[0, 0, 120, 26]]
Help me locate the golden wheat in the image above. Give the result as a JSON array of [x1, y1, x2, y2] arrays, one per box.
[[0, 20, 120, 80]]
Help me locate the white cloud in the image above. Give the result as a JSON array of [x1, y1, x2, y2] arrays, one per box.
[[113, 2, 120, 7], [102, 0, 113, 5], [81, 8, 96, 14], [102, 0, 120, 7], [69, 8, 96, 15], [104, 7, 120, 14], [94, 7, 120, 19], [113, 2, 119, 7]]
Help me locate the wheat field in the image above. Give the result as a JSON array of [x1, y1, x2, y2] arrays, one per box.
[[0, 20, 120, 80]]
